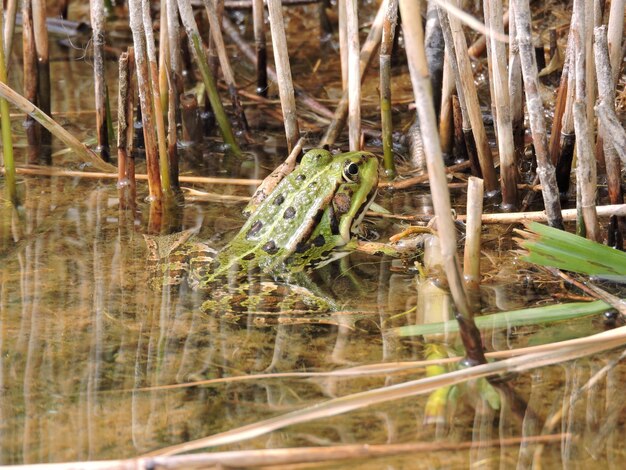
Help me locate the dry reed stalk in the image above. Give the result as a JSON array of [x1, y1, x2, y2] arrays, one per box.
[[485, 0, 517, 209], [594, 26, 624, 207], [512, 0, 563, 229], [117, 50, 135, 208], [437, 4, 497, 193], [166, 0, 182, 96], [380, 0, 398, 177], [508, 2, 524, 165], [463, 176, 484, 309], [346, 0, 361, 151], [0, 7, 16, 205], [128, 0, 163, 206], [32, 0, 50, 164], [438, 58, 454, 155], [572, 0, 599, 241], [90, 0, 110, 162], [5, 435, 567, 469], [203, 0, 249, 133], [177, 0, 241, 154], [607, 0, 624, 84], [222, 16, 334, 120], [0, 81, 116, 172], [22, 0, 40, 164], [251, 0, 267, 96], [141, 0, 172, 195], [3, 0, 17, 66], [399, 0, 481, 360], [266, 0, 300, 151], [369, 204, 626, 224], [338, 0, 348, 91], [8, 165, 264, 186], [319, 0, 386, 147]]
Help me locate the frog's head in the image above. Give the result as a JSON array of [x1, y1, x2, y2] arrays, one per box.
[[329, 151, 379, 243]]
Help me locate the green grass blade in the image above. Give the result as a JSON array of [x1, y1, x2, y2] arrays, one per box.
[[395, 300, 610, 337]]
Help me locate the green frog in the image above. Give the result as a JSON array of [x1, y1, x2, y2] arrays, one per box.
[[146, 149, 380, 323]]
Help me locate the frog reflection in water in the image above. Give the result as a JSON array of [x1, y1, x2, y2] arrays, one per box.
[[146, 149, 380, 322]]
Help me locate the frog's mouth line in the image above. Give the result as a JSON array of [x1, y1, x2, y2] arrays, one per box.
[[349, 186, 378, 236]]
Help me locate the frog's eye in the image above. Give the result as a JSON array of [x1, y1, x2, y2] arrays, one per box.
[[343, 161, 360, 182]]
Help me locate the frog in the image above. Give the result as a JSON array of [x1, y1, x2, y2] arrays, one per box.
[[146, 149, 380, 323]]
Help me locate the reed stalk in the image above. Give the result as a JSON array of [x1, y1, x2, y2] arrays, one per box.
[[3, 0, 17, 67], [437, 4, 497, 193], [22, 0, 40, 164], [0, 8, 17, 205], [511, 0, 563, 229], [594, 26, 624, 207], [338, 0, 348, 91], [572, 0, 599, 241], [379, 0, 397, 177], [176, 0, 241, 155], [463, 176, 484, 309], [399, 0, 478, 358], [166, 0, 183, 97], [266, 0, 300, 152], [117, 50, 133, 208], [485, 0, 517, 209], [319, 0, 386, 147], [0, 81, 116, 172], [508, 3, 525, 167], [32, 0, 51, 164], [251, 0, 267, 96], [346, 0, 361, 151], [438, 58, 454, 155], [202, 0, 249, 133], [128, 0, 163, 206], [141, 0, 172, 195], [607, 0, 624, 84], [90, 0, 110, 162]]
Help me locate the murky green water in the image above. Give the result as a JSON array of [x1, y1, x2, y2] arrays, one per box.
[[1, 3, 626, 468]]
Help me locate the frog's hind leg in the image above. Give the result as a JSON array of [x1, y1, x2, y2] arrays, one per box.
[[144, 228, 216, 290]]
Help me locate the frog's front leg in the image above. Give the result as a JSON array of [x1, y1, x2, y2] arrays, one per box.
[[353, 231, 428, 258]]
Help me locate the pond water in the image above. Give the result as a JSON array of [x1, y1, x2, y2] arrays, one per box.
[[1, 2, 626, 468]]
